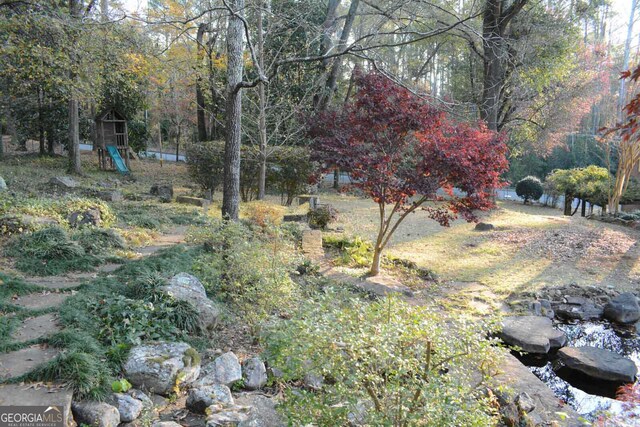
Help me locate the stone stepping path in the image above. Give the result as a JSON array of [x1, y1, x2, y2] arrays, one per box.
[[0, 226, 189, 399], [11, 313, 61, 343], [11, 292, 71, 310], [0, 345, 59, 380], [21, 275, 88, 290], [137, 227, 187, 256]]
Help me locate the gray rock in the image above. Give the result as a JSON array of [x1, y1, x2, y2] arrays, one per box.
[[604, 292, 640, 324], [558, 346, 638, 383], [555, 303, 603, 321], [475, 222, 494, 231], [112, 393, 143, 422], [124, 342, 201, 396], [150, 184, 173, 202], [0, 176, 6, 191], [49, 176, 79, 189], [242, 357, 267, 390], [303, 372, 323, 390], [152, 422, 183, 427], [500, 316, 566, 354], [97, 190, 123, 202], [347, 400, 372, 426], [187, 384, 234, 414], [206, 405, 252, 427], [72, 401, 120, 427], [195, 352, 242, 387], [531, 300, 554, 319], [67, 208, 101, 227], [515, 392, 535, 414], [235, 393, 284, 427], [162, 273, 221, 332], [128, 389, 153, 409], [176, 195, 210, 207]]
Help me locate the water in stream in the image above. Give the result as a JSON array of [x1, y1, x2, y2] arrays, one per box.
[[519, 322, 640, 420]]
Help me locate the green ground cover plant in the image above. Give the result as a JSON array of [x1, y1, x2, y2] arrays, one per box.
[[4, 226, 126, 275], [0, 195, 116, 231], [265, 291, 502, 426], [323, 234, 374, 267]]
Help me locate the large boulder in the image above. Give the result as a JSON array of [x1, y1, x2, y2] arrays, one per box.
[[150, 184, 173, 202], [500, 316, 566, 354], [49, 176, 79, 190], [186, 384, 234, 414], [195, 352, 242, 387], [72, 401, 120, 427], [604, 292, 640, 324], [242, 357, 267, 390], [558, 346, 638, 383], [110, 393, 143, 422], [475, 222, 494, 231], [67, 208, 101, 228], [124, 342, 201, 396], [161, 273, 221, 332]]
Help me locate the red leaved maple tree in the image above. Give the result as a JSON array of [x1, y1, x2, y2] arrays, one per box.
[[308, 71, 509, 275]]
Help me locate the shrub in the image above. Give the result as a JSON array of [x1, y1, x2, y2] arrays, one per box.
[[186, 141, 314, 203], [243, 201, 285, 228], [185, 141, 225, 193], [515, 176, 544, 204], [192, 221, 299, 327], [264, 292, 501, 426], [308, 205, 338, 230], [269, 147, 315, 206]]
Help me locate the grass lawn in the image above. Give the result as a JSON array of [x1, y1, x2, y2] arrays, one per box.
[[322, 192, 640, 313]]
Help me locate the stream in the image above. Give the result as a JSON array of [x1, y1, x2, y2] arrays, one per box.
[[517, 322, 640, 420]]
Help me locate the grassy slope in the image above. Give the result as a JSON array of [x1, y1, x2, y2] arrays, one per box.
[[322, 193, 640, 312]]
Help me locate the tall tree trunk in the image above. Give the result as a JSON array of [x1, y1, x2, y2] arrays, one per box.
[[480, 0, 527, 131], [37, 88, 45, 155], [175, 125, 181, 162], [222, 0, 245, 220], [68, 0, 82, 174], [47, 99, 55, 155], [316, 0, 360, 111], [68, 98, 81, 173], [257, 0, 267, 200], [196, 23, 208, 141], [618, 0, 637, 121]]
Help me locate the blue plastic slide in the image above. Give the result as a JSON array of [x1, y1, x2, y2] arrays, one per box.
[[106, 145, 129, 174]]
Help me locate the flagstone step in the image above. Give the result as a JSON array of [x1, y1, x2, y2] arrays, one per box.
[[0, 383, 73, 427], [11, 292, 71, 310], [0, 345, 59, 380], [11, 313, 62, 343]]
